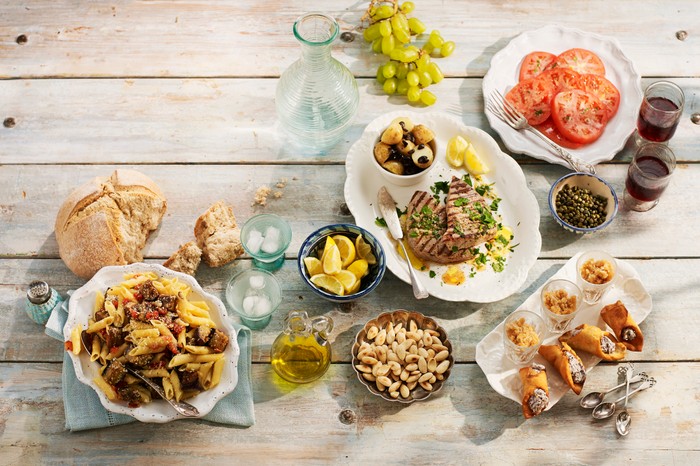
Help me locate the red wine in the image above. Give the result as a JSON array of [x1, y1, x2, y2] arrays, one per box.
[[637, 97, 680, 142], [625, 155, 671, 201]]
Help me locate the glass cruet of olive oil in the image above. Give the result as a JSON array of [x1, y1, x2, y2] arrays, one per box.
[[271, 310, 333, 384]]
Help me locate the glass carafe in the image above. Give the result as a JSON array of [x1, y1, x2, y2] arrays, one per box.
[[270, 310, 333, 383], [275, 12, 359, 154]]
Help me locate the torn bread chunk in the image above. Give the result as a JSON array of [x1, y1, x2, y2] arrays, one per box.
[[194, 201, 244, 267], [163, 241, 202, 276]]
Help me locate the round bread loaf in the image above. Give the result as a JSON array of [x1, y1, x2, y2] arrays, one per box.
[[55, 169, 167, 279]]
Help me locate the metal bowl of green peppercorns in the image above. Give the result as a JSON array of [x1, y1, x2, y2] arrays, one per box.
[[548, 172, 618, 234]]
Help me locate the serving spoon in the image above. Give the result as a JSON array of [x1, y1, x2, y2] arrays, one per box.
[[592, 377, 656, 420], [615, 368, 633, 436], [579, 372, 647, 408], [80, 331, 200, 417]]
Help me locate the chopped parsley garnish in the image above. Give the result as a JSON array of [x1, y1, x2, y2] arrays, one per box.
[[462, 174, 473, 187], [454, 198, 469, 207], [490, 197, 501, 211], [375, 217, 387, 227], [429, 271, 436, 278]]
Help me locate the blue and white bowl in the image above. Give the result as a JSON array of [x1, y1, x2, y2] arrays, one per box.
[[298, 224, 386, 303], [549, 172, 618, 234]]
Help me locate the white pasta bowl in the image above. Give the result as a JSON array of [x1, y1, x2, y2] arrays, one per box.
[[63, 263, 240, 423]]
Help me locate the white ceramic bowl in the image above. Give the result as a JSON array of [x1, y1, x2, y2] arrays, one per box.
[[372, 131, 438, 187], [63, 263, 240, 423], [549, 172, 618, 234]]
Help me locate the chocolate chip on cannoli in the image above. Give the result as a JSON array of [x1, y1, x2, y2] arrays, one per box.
[[519, 363, 549, 419], [559, 323, 626, 361], [538, 342, 586, 394], [600, 300, 644, 351]]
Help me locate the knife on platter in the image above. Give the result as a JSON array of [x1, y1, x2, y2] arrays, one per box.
[[377, 186, 429, 299]]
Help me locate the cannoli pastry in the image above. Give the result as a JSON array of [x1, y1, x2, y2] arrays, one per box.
[[559, 323, 626, 361], [600, 300, 644, 352], [538, 342, 586, 394], [519, 363, 549, 419]]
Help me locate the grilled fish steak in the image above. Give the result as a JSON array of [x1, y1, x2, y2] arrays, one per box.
[[406, 191, 474, 264], [442, 176, 498, 251]]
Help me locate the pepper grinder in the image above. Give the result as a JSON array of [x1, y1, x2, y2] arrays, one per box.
[[25, 281, 63, 325]]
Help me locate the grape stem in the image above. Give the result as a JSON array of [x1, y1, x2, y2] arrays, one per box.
[[362, 0, 399, 25]]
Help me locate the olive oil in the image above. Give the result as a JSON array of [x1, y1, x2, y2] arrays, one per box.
[[271, 334, 331, 384], [270, 310, 333, 384]]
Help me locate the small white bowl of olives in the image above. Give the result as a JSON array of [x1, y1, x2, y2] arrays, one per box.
[[373, 117, 437, 187], [549, 172, 618, 234]]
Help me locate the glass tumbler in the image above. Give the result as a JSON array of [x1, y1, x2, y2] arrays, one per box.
[[624, 143, 676, 212], [241, 214, 292, 271], [636, 81, 684, 144], [540, 279, 582, 333], [503, 310, 546, 365], [226, 268, 282, 330], [576, 251, 617, 305]]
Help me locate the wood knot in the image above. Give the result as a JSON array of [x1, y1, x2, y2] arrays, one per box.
[[339, 202, 351, 215], [676, 30, 688, 41], [16, 34, 28, 44], [340, 32, 354, 43], [691, 113, 700, 125], [338, 409, 356, 424], [3, 117, 16, 128]]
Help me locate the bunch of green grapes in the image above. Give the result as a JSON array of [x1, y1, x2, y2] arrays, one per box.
[[376, 46, 444, 105], [362, 1, 455, 105]]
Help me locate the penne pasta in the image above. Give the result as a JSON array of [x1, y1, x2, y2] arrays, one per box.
[[74, 272, 230, 408], [93, 374, 118, 400]]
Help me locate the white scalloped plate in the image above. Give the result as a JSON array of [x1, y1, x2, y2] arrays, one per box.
[[475, 253, 652, 411], [483, 25, 643, 167], [344, 111, 541, 303], [64, 263, 239, 423]]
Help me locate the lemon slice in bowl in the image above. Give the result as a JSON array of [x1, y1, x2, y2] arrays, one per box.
[[322, 242, 342, 275], [334, 270, 359, 294], [310, 274, 345, 296], [355, 235, 377, 265], [320, 235, 336, 262], [463, 143, 489, 175], [303, 256, 323, 276], [332, 234, 356, 268], [446, 135, 469, 168], [347, 259, 369, 279]]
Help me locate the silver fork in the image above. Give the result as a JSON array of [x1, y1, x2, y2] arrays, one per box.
[[486, 90, 596, 174]]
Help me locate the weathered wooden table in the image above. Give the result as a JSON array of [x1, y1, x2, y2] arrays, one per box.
[[1, 1, 699, 463]]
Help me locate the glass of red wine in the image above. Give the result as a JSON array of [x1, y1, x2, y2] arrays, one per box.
[[636, 81, 684, 144], [624, 143, 676, 212]]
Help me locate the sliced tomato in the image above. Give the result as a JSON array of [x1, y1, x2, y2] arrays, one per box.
[[534, 118, 584, 149], [578, 73, 621, 120], [551, 90, 608, 144], [519, 51, 557, 81], [504, 77, 557, 126], [536, 68, 581, 93], [549, 48, 605, 76]]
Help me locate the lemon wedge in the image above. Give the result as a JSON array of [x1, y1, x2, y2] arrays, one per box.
[[322, 242, 342, 275], [303, 256, 323, 277], [347, 259, 369, 279], [446, 135, 469, 168], [320, 235, 337, 263], [334, 270, 359, 294], [310, 274, 345, 296], [332, 234, 356, 268], [463, 143, 489, 175], [355, 235, 377, 265]]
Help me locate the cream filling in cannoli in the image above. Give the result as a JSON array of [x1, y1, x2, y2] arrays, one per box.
[[528, 388, 549, 415], [622, 327, 637, 342], [600, 335, 616, 354], [565, 351, 586, 384]]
